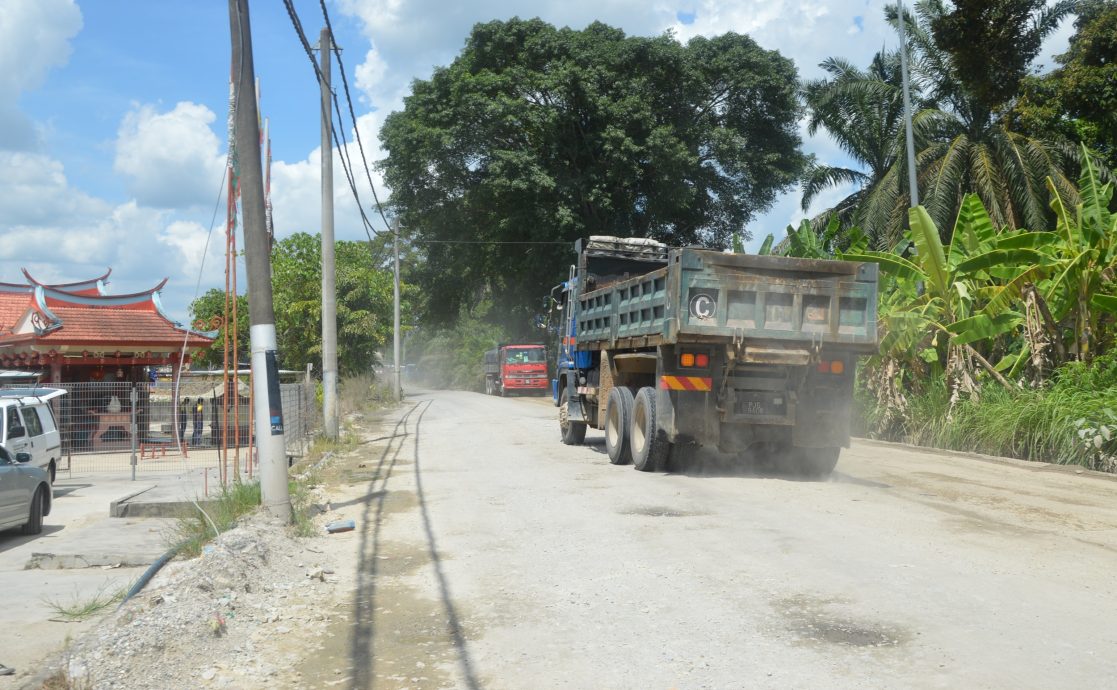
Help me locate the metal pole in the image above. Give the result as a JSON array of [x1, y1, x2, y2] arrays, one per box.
[[897, 0, 919, 207], [229, 0, 290, 521], [393, 217, 402, 403], [129, 384, 137, 482], [319, 28, 339, 440]]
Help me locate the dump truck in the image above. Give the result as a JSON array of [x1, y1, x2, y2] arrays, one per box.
[[483, 344, 549, 396], [551, 236, 878, 477]]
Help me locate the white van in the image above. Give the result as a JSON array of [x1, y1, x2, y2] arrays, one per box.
[[0, 388, 65, 483]]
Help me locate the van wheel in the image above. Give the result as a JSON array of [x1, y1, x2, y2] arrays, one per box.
[[558, 388, 587, 445], [631, 387, 669, 472], [21, 486, 44, 535], [48, 460, 56, 484], [605, 387, 634, 465]]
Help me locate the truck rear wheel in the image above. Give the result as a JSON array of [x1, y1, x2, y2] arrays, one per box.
[[558, 388, 587, 445], [605, 386, 634, 465], [795, 447, 840, 479], [631, 387, 669, 472]]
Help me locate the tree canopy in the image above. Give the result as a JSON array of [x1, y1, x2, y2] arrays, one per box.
[[191, 233, 415, 377], [379, 18, 806, 324]]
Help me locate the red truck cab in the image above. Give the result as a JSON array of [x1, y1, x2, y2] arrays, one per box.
[[483, 345, 548, 396]]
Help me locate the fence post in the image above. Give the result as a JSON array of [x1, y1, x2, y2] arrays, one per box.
[[129, 384, 138, 481]]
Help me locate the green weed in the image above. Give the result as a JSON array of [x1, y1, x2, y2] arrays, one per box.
[[43, 582, 125, 622], [167, 481, 262, 558]]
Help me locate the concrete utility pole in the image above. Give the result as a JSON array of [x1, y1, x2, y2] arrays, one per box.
[[229, 0, 290, 521], [393, 217, 402, 403], [896, 0, 920, 207], [319, 27, 339, 441]]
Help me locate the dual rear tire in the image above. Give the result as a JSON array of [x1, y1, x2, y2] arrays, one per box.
[[602, 386, 669, 472]]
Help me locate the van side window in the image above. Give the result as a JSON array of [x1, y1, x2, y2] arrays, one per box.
[[6, 408, 23, 437], [23, 407, 44, 437]]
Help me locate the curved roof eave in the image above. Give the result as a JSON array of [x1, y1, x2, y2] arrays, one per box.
[[22, 267, 112, 295], [151, 291, 219, 341], [41, 278, 169, 307]]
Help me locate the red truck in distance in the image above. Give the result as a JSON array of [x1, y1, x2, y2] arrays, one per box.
[[483, 344, 548, 396]]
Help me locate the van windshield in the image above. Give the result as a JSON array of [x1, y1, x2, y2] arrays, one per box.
[[505, 349, 545, 364]]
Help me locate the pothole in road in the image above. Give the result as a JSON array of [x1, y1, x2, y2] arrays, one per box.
[[620, 506, 711, 518], [774, 595, 910, 648]]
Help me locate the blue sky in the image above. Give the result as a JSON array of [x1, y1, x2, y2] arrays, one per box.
[[0, 0, 1074, 321]]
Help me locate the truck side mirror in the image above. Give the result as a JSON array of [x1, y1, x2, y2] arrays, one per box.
[[15, 451, 31, 463]]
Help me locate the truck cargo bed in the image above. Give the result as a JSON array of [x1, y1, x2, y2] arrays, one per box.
[[575, 249, 877, 351]]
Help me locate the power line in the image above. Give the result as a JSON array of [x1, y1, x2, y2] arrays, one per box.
[[281, 0, 387, 247], [318, 0, 394, 233]]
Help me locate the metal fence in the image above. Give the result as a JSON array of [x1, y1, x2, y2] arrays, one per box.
[[4, 376, 317, 481]]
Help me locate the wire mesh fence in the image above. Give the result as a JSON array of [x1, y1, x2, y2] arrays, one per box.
[[4, 375, 318, 481]]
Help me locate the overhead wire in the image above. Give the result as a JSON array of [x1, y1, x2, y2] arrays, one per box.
[[284, 2, 573, 253]]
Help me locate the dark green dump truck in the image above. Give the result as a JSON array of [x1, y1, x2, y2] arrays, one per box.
[[553, 236, 879, 477]]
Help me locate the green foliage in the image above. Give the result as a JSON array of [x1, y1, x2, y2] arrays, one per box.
[[1011, 1, 1117, 164], [809, 1, 1090, 246], [859, 351, 1117, 471], [409, 300, 514, 391], [169, 481, 262, 558], [268, 233, 417, 376], [189, 289, 249, 370], [929, 0, 1074, 110], [380, 18, 807, 325]]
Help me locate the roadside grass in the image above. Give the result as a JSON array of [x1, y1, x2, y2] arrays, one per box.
[[43, 582, 126, 622], [289, 467, 323, 538], [340, 372, 395, 415], [859, 352, 1117, 471], [167, 373, 384, 553], [167, 480, 262, 558]]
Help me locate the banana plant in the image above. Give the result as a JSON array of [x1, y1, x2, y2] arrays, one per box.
[[955, 146, 1117, 367], [842, 195, 1024, 386]]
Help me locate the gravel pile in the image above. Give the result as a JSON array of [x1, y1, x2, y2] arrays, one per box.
[[45, 512, 340, 689]]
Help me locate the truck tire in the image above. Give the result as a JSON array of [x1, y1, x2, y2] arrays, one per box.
[[21, 486, 45, 535], [796, 447, 840, 479], [605, 386, 634, 465], [559, 388, 587, 445], [631, 387, 669, 472]]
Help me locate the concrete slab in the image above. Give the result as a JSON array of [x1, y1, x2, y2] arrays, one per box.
[[0, 469, 247, 683]]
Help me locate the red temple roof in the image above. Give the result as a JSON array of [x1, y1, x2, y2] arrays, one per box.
[[0, 270, 215, 354]]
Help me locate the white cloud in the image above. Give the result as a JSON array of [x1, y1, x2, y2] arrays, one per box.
[[114, 101, 226, 210], [157, 220, 226, 289], [0, 0, 82, 151]]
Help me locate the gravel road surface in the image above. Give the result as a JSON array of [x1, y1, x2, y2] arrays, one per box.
[[297, 389, 1117, 690]]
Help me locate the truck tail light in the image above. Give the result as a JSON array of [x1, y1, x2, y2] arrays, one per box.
[[817, 360, 845, 375], [679, 352, 710, 368]]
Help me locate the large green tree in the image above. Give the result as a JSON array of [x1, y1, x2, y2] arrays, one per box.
[[1012, 1, 1117, 165], [380, 18, 806, 324], [188, 290, 249, 370], [888, 0, 1079, 234], [268, 233, 414, 376]]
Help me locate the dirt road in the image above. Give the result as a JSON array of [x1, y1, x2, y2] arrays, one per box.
[[293, 389, 1117, 690]]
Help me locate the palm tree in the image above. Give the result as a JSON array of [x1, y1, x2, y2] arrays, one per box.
[[800, 52, 916, 247], [808, 0, 1094, 246], [891, 0, 1085, 234]]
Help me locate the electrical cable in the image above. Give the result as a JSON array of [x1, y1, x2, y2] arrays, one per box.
[[317, 0, 394, 232]]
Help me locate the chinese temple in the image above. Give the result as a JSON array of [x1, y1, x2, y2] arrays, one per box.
[[0, 268, 216, 383]]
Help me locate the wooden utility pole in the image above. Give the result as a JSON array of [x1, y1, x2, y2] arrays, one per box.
[[319, 27, 339, 440], [229, 0, 290, 521]]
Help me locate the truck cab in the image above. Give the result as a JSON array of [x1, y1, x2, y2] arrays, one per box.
[[484, 344, 549, 396]]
